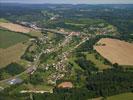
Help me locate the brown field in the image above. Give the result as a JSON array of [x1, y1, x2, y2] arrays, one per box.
[[0, 43, 28, 68], [0, 22, 31, 33], [0, 22, 42, 37], [94, 38, 133, 66], [58, 82, 73, 88]]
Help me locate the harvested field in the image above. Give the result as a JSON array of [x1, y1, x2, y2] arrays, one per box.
[[0, 22, 42, 37], [58, 82, 73, 88], [94, 38, 133, 66], [0, 43, 28, 68], [0, 22, 31, 33]]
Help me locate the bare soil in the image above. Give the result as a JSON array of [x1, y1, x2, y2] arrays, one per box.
[[58, 82, 73, 88]]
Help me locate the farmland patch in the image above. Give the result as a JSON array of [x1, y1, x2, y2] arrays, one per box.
[[94, 38, 133, 66]]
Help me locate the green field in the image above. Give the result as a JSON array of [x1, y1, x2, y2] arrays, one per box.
[[0, 18, 9, 23], [107, 93, 133, 100], [85, 52, 110, 70], [0, 29, 29, 48]]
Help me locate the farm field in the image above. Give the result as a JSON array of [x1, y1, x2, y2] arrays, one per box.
[[0, 43, 28, 68], [0, 22, 31, 33], [29, 30, 43, 37], [94, 38, 133, 66], [107, 92, 133, 100], [0, 21, 42, 37], [0, 29, 29, 48]]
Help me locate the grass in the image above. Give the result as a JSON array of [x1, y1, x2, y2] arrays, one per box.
[[67, 57, 86, 88], [17, 60, 31, 69], [85, 52, 110, 70], [65, 22, 85, 26], [65, 18, 105, 25], [0, 43, 29, 68], [34, 84, 53, 91], [19, 69, 54, 91], [0, 29, 29, 48], [47, 32, 54, 40], [28, 30, 42, 37], [69, 57, 82, 70], [107, 92, 133, 100], [19, 83, 54, 92], [0, 18, 9, 23]]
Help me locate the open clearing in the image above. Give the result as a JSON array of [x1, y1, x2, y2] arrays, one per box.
[[0, 29, 29, 48], [0, 43, 28, 68], [94, 38, 133, 66], [107, 92, 133, 100], [58, 82, 73, 88], [0, 22, 31, 33]]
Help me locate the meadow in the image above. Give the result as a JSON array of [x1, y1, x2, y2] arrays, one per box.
[[85, 52, 110, 70], [0, 43, 28, 68], [107, 92, 133, 100], [0, 29, 29, 48]]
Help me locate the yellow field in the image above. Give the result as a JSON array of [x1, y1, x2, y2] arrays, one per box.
[[94, 38, 133, 66], [0, 22, 42, 37], [0, 43, 28, 68], [0, 22, 31, 33]]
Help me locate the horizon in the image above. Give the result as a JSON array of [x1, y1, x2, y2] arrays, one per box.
[[0, 0, 133, 4], [0, 2, 133, 5]]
